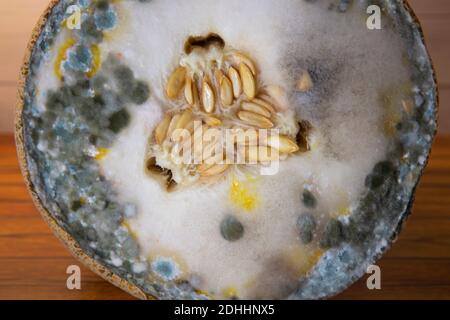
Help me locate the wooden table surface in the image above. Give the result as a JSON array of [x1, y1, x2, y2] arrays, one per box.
[[0, 134, 449, 300]]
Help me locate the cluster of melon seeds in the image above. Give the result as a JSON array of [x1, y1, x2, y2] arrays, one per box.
[[146, 34, 309, 190]]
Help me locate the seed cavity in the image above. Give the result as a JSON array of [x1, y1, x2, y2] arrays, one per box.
[[184, 33, 225, 55], [296, 120, 312, 152], [147, 34, 312, 191], [146, 157, 178, 192]]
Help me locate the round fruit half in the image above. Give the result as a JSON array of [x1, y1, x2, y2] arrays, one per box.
[[16, 0, 438, 299]]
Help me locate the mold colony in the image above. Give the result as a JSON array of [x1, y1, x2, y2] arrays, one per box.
[[18, 0, 437, 299]]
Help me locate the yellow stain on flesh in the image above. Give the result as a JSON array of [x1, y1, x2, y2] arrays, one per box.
[[309, 139, 318, 150], [337, 206, 350, 217], [332, 189, 351, 217], [54, 38, 76, 80], [146, 294, 158, 300], [94, 147, 109, 160], [103, 33, 114, 42], [194, 289, 211, 299], [306, 249, 324, 271], [284, 245, 324, 277], [121, 220, 138, 240], [383, 110, 402, 137], [223, 287, 238, 299], [109, 0, 124, 5], [381, 83, 413, 137], [54, 40, 101, 80], [87, 44, 102, 78], [229, 176, 259, 211]]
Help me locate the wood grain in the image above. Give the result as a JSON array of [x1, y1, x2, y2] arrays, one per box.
[[0, 134, 449, 300], [0, 0, 449, 133]]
